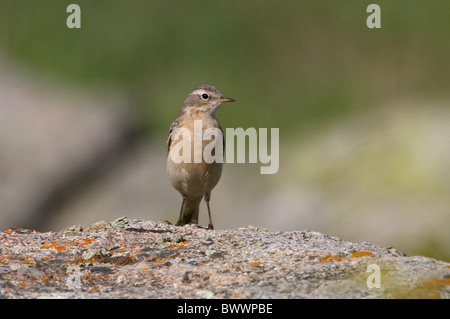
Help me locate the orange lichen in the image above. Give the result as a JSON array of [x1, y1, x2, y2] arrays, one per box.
[[319, 251, 374, 263], [41, 238, 97, 251], [439, 279, 450, 285], [319, 254, 333, 263], [41, 242, 66, 251], [80, 238, 95, 246], [250, 262, 261, 267], [351, 251, 374, 258], [319, 254, 345, 263]]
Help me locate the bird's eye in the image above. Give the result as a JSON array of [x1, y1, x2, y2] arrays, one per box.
[[201, 93, 209, 100]]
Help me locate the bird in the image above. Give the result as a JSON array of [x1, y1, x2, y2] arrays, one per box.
[[167, 85, 235, 230]]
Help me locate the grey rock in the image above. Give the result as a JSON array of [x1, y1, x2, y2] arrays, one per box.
[[82, 248, 111, 261], [110, 216, 129, 229], [196, 290, 215, 299], [0, 219, 448, 299], [61, 225, 84, 233]]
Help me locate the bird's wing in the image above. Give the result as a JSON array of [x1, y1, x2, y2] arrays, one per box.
[[167, 116, 225, 155], [167, 116, 182, 155]]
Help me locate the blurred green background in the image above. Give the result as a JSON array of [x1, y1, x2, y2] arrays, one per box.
[[0, 1, 449, 261], [2, 0, 448, 134]]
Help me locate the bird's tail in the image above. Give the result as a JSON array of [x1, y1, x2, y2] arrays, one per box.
[[178, 196, 203, 225]]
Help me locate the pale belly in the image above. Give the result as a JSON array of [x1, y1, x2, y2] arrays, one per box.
[[167, 159, 223, 196], [167, 114, 224, 196]]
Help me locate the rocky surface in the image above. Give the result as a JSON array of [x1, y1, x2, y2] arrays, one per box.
[[0, 217, 448, 299]]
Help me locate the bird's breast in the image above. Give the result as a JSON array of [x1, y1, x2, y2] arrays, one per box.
[[167, 114, 224, 196]]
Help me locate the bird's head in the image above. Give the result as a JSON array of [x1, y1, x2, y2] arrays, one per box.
[[182, 85, 235, 115]]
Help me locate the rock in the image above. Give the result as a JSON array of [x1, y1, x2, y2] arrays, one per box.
[[247, 225, 268, 232], [0, 219, 448, 299], [84, 221, 111, 233], [61, 225, 84, 233], [81, 248, 111, 261], [110, 216, 130, 229], [196, 290, 215, 299]]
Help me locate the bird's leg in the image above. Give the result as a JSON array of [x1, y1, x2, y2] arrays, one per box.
[[206, 202, 214, 230], [176, 195, 187, 226], [205, 193, 214, 230]]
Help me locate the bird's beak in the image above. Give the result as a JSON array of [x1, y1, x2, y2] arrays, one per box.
[[216, 97, 236, 103]]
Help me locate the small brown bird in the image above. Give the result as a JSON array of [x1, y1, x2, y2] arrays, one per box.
[[167, 85, 235, 229]]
